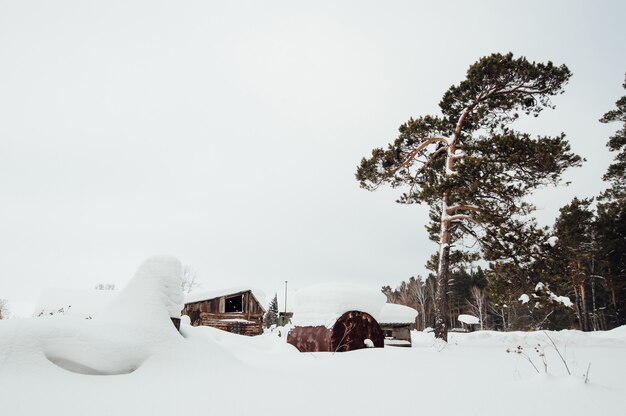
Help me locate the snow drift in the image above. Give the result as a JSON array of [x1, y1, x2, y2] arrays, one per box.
[[0, 255, 184, 376]]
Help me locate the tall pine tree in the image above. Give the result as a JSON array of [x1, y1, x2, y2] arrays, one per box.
[[357, 53, 581, 340]]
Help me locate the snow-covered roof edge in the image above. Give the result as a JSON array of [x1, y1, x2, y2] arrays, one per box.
[[290, 283, 387, 328], [185, 286, 267, 311], [458, 314, 480, 325], [379, 303, 418, 324]]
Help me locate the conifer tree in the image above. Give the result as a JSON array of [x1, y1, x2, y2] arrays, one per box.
[[599, 74, 626, 201], [596, 74, 626, 326], [551, 198, 596, 331], [357, 53, 581, 341], [264, 293, 279, 328]]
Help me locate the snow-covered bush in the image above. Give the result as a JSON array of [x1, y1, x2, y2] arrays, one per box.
[[514, 282, 574, 330]]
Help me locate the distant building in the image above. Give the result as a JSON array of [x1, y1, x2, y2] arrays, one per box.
[[277, 311, 293, 326], [182, 288, 266, 336], [457, 314, 479, 332], [378, 303, 418, 347]]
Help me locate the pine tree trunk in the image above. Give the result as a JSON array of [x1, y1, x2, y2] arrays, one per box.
[[580, 283, 590, 331], [434, 114, 463, 342], [434, 203, 451, 342], [572, 284, 583, 330]]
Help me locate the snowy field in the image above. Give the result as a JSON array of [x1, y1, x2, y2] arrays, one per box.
[[1, 257, 624, 415], [1, 321, 625, 416]]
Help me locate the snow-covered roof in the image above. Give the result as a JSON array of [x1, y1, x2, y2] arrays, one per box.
[[291, 283, 387, 328], [34, 288, 117, 318], [185, 286, 267, 310], [458, 314, 480, 325], [379, 303, 418, 324]]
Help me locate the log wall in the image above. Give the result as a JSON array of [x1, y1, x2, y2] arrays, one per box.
[[182, 290, 265, 336]]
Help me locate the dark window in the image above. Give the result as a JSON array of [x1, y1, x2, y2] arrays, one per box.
[[225, 295, 243, 313]]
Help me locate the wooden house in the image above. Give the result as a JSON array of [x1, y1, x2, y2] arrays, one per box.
[[182, 288, 266, 336]]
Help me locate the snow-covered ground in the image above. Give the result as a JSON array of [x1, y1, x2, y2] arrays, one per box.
[[1, 257, 624, 415], [1, 320, 625, 415]]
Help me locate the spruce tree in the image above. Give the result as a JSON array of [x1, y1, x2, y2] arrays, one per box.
[[356, 53, 581, 341], [264, 293, 279, 328]]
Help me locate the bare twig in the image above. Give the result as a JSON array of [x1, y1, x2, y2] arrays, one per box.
[[507, 346, 539, 373], [543, 331, 571, 375], [584, 363, 591, 384], [333, 323, 355, 355]]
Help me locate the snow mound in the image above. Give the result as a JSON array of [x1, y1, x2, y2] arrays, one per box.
[[0, 255, 185, 376], [458, 314, 480, 325], [100, 255, 184, 323], [291, 283, 386, 327], [379, 303, 418, 324], [519, 294, 530, 304]]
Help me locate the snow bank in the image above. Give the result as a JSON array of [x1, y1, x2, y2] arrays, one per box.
[[379, 303, 418, 324], [2, 312, 626, 416], [291, 283, 386, 327], [33, 287, 116, 318]]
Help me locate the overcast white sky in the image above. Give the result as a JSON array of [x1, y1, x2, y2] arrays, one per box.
[[1, 0, 625, 316]]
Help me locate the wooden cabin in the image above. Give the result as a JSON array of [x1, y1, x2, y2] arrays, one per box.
[[182, 288, 266, 336]]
